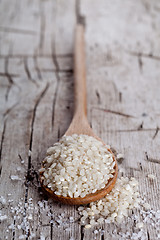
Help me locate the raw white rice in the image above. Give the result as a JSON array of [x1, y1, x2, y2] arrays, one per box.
[[40, 134, 115, 198], [78, 177, 141, 225]]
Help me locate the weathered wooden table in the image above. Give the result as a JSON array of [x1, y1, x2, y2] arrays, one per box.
[[0, 0, 160, 239]]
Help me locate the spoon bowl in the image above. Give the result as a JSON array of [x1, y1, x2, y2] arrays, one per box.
[[40, 24, 118, 205], [40, 158, 118, 205]]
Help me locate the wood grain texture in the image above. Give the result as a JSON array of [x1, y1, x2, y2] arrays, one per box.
[[0, 0, 160, 239]]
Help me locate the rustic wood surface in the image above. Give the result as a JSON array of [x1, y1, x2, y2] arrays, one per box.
[[0, 0, 160, 239]]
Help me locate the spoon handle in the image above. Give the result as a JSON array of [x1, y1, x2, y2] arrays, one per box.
[[74, 24, 87, 119]]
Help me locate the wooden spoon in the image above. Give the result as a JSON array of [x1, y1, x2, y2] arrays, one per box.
[[40, 24, 118, 205]]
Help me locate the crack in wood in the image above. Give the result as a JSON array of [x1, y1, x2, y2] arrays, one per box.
[[0, 120, 7, 176], [59, 68, 73, 74], [50, 208, 53, 240], [24, 57, 38, 86], [58, 127, 61, 140], [3, 102, 18, 118], [0, 72, 19, 77], [34, 54, 42, 80], [101, 232, 104, 240], [147, 230, 150, 240], [28, 83, 49, 166], [137, 121, 143, 130], [80, 225, 84, 240], [25, 83, 49, 202], [22, 84, 49, 238], [152, 126, 159, 139], [38, 203, 43, 228], [23, 187, 30, 239], [39, 0, 45, 54], [145, 151, 160, 164], [4, 56, 15, 100], [139, 162, 143, 171], [93, 107, 135, 118], [127, 50, 160, 61], [35, 67, 73, 73], [95, 90, 101, 104], [119, 92, 122, 102], [51, 41, 61, 130], [0, 53, 73, 59], [18, 154, 23, 162], [109, 128, 157, 133], [145, 152, 149, 161], [138, 54, 143, 73], [12, 219, 16, 240], [0, 26, 37, 35]]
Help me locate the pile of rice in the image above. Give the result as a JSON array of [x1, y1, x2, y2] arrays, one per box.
[[78, 176, 141, 227]]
